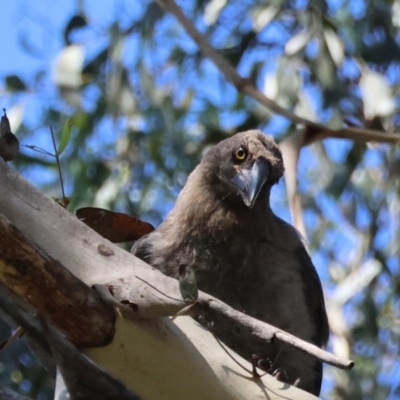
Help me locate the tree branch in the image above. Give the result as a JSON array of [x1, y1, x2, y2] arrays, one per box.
[[203, 297, 353, 370], [0, 161, 353, 373], [154, 0, 400, 145], [0, 160, 323, 399], [0, 208, 352, 371]]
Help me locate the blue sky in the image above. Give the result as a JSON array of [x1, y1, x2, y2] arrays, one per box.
[[0, 1, 72, 76], [0, 1, 137, 79]]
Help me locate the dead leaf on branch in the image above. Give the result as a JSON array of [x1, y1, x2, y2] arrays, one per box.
[[76, 207, 155, 243]]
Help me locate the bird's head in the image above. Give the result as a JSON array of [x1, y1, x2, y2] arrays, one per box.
[[201, 130, 284, 208]]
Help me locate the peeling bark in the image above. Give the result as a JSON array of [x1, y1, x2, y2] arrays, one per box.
[[0, 215, 115, 347]]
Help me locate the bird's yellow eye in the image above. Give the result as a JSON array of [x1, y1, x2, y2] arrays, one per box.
[[234, 147, 246, 161]]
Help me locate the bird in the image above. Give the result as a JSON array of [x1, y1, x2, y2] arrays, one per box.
[[132, 130, 329, 395]]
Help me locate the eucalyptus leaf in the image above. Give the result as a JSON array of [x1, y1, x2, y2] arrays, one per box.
[[179, 265, 198, 302], [58, 117, 75, 156]]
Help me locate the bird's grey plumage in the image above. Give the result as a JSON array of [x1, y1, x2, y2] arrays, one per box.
[[132, 130, 329, 395]]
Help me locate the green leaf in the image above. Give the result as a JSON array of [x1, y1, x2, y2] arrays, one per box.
[[179, 265, 198, 302], [58, 117, 75, 156]]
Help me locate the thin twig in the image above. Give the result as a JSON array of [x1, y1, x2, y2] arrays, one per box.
[[0, 326, 24, 351], [210, 326, 254, 376], [49, 125, 67, 208], [137, 275, 355, 371], [23, 144, 56, 157], [205, 296, 354, 370], [135, 275, 185, 303]]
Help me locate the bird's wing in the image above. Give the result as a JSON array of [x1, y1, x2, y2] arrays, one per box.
[[295, 246, 330, 347]]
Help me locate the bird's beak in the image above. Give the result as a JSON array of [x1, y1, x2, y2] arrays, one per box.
[[231, 158, 270, 208]]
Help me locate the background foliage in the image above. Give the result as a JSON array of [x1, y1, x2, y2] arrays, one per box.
[[1, 0, 400, 398]]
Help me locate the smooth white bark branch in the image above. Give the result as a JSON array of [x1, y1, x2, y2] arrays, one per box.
[[0, 160, 328, 399]]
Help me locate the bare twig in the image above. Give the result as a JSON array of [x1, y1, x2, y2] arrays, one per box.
[[204, 296, 354, 370], [0, 326, 24, 351], [23, 144, 55, 156], [135, 275, 185, 303], [133, 274, 353, 370], [209, 326, 255, 376], [49, 125, 67, 208], [155, 0, 400, 145]]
